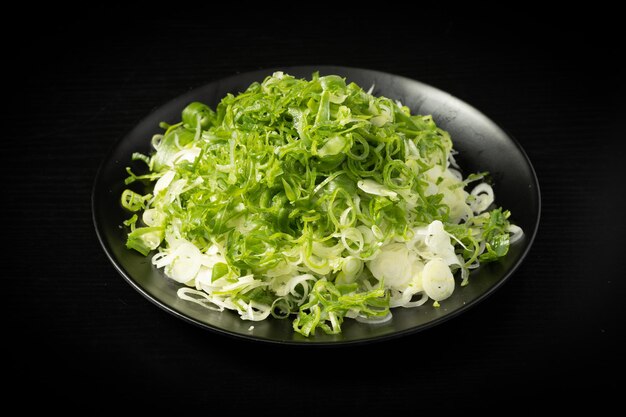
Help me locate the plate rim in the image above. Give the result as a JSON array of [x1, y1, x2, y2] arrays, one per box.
[[92, 65, 541, 346]]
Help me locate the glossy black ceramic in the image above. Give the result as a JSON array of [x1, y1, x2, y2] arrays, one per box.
[[92, 66, 540, 345]]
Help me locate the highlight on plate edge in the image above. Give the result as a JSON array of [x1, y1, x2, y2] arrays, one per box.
[[119, 71, 523, 337]]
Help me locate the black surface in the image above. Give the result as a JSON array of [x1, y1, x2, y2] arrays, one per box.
[[7, 17, 623, 410], [93, 66, 540, 344]]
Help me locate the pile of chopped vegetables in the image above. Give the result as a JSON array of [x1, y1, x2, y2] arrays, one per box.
[[121, 72, 522, 336]]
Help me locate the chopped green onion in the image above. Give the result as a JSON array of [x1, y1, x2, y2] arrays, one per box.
[[121, 72, 521, 336]]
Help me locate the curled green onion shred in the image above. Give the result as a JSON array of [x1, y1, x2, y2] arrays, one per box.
[[121, 72, 522, 337]]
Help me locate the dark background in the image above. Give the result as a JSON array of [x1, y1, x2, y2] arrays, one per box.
[[7, 16, 623, 410]]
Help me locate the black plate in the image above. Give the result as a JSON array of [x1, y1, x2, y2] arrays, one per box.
[[92, 66, 540, 345]]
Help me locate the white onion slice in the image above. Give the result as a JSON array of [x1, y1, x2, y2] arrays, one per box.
[[422, 258, 455, 301], [508, 224, 524, 244], [470, 183, 495, 213], [357, 179, 398, 199], [355, 313, 392, 324]]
